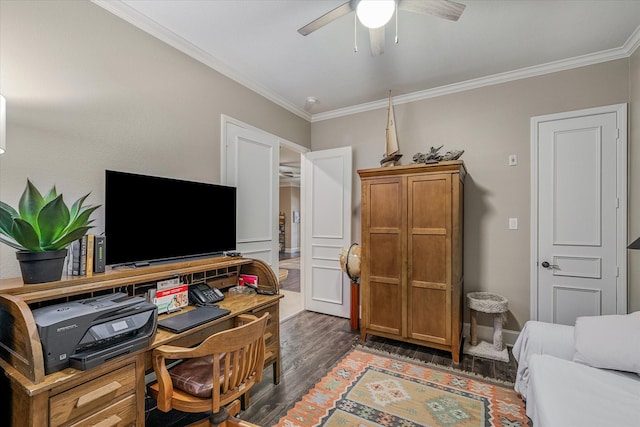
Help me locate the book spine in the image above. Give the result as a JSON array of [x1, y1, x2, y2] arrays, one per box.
[[94, 235, 106, 273], [71, 239, 81, 276], [79, 235, 88, 276], [86, 234, 94, 276], [66, 242, 74, 276]]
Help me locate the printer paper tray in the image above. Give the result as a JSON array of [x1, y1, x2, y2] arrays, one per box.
[[70, 333, 153, 371]]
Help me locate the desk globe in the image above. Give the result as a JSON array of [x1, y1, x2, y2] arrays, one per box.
[[339, 243, 361, 330], [339, 243, 361, 283]]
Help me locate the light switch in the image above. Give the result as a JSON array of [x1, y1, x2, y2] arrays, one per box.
[[509, 218, 518, 230], [508, 154, 518, 166]]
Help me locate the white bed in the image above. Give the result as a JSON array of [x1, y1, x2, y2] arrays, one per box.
[[512, 315, 640, 427], [526, 354, 640, 427], [512, 320, 575, 400]]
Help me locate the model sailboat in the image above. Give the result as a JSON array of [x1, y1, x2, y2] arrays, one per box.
[[381, 91, 402, 167]]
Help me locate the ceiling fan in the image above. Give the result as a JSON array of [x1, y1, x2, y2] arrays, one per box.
[[298, 0, 466, 56], [279, 165, 301, 179]]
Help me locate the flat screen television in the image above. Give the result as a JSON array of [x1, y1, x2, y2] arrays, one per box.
[[105, 170, 236, 267]]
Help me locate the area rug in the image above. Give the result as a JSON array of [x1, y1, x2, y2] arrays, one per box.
[[274, 347, 530, 427], [279, 257, 300, 292], [280, 257, 300, 270]]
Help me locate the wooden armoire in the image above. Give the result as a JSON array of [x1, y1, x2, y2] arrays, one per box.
[[358, 161, 465, 362]]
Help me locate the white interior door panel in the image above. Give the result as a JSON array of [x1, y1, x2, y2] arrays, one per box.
[[302, 147, 352, 317], [531, 104, 627, 325], [222, 117, 279, 269]]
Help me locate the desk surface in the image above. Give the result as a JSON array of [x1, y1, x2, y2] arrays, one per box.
[[153, 292, 283, 347], [0, 291, 283, 396]]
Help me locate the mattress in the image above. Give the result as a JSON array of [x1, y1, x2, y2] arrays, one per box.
[[526, 354, 640, 427], [512, 320, 575, 400]]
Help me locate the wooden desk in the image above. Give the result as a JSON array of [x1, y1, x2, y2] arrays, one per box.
[[0, 257, 282, 427]]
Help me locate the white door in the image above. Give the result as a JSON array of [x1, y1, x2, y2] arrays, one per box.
[[222, 116, 279, 272], [531, 104, 627, 325], [302, 147, 352, 317]]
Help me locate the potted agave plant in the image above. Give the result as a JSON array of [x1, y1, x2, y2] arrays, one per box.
[[0, 180, 100, 284]]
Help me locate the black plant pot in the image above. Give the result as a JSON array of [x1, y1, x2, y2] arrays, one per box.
[[16, 249, 68, 284]]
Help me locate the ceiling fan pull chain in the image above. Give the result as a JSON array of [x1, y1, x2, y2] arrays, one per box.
[[394, 0, 399, 45], [354, 12, 358, 53]]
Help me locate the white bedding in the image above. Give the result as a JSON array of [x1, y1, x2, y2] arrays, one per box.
[[512, 320, 575, 399], [526, 354, 640, 427]]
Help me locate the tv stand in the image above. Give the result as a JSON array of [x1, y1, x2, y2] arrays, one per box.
[[0, 256, 281, 427]]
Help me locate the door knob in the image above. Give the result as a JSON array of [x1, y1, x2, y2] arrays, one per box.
[[541, 261, 558, 269]]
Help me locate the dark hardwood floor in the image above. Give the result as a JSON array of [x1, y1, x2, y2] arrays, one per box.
[[278, 250, 300, 292], [279, 250, 299, 261], [145, 310, 518, 427]]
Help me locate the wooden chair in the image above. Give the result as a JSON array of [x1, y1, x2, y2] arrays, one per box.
[[148, 313, 269, 427]]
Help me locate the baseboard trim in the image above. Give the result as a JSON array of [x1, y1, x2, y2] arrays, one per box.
[[462, 322, 520, 347]]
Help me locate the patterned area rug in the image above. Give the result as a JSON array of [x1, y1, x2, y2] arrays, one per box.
[[280, 257, 300, 270], [275, 347, 530, 427], [279, 257, 300, 292]]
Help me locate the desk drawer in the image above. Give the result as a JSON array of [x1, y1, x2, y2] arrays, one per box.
[[50, 364, 136, 427], [67, 394, 136, 427]]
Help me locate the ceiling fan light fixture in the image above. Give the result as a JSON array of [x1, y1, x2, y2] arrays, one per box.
[[305, 96, 320, 112], [356, 0, 395, 29]]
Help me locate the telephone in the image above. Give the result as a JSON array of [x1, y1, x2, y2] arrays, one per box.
[[189, 284, 224, 305], [244, 282, 277, 296]]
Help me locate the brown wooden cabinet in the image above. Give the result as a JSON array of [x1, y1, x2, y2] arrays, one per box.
[[358, 161, 465, 362]]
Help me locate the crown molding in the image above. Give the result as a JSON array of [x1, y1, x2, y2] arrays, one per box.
[[91, 0, 312, 122], [312, 26, 640, 122], [92, 1, 638, 125], [626, 23, 640, 56]]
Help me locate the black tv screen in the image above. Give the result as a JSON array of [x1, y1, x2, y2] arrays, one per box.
[[105, 170, 236, 266]]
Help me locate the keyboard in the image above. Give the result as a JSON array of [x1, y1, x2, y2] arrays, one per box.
[[157, 305, 231, 333]]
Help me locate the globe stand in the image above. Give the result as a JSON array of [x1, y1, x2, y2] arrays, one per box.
[[349, 278, 359, 331], [340, 243, 361, 331]]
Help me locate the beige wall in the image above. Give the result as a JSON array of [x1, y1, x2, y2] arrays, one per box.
[[311, 59, 633, 330], [1, 2, 637, 330], [0, 1, 310, 279]]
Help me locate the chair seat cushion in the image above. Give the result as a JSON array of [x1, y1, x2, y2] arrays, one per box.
[[169, 354, 226, 398]]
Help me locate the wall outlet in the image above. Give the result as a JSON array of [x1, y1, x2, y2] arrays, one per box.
[[508, 154, 518, 166], [509, 218, 518, 230]]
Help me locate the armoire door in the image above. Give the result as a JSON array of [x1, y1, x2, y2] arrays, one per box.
[[407, 173, 452, 344], [361, 175, 405, 337]]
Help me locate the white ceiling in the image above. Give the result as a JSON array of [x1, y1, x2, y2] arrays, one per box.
[[94, 0, 640, 122]]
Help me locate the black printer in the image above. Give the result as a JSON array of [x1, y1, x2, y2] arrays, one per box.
[[32, 292, 157, 374]]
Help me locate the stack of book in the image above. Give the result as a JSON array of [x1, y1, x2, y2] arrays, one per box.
[[67, 234, 106, 276]]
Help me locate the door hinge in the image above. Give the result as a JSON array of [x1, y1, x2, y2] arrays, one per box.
[[616, 266, 620, 277], [616, 197, 620, 208]]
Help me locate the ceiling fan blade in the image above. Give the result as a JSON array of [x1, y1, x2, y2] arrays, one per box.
[[369, 27, 385, 56], [297, 1, 354, 36], [398, 0, 466, 21]]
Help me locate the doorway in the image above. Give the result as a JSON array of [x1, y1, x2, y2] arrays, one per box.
[[278, 143, 305, 320], [221, 115, 308, 322]]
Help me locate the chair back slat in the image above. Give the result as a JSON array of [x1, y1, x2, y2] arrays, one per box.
[[148, 312, 269, 418]]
